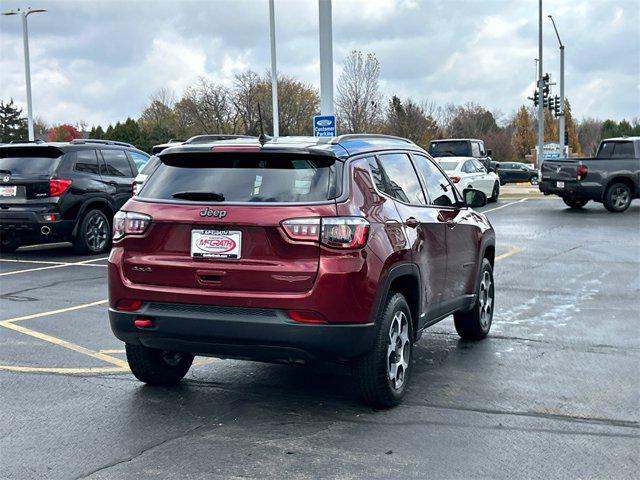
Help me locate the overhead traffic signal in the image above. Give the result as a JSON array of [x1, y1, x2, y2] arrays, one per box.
[[553, 95, 561, 117], [532, 90, 539, 106]]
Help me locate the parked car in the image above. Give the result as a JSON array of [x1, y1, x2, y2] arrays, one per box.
[[0, 139, 148, 253], [539, 137, 640, 212], [436, 157, 501, 202], [496, 162, 538, 185], [428, 138, 493, 171], [109, 134, 496, 408], [151, 139, 185, 155], [132, 155, 161, 196], [184, 134, 255, 144]]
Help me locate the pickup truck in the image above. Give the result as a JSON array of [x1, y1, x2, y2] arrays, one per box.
[[428, 138, 495, 172], [539, 137, 640, 212]]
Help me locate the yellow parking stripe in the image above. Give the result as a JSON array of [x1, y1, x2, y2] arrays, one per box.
[[0, 365, 127, 374], [0, 256, 109, 276], [1, 299, 108, 323], [496, 245, 522, 261]]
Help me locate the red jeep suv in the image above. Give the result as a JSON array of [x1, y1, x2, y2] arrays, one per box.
[[108, 135, 495, 407]]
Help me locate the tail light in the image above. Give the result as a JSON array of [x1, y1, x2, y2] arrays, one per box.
[[281, 217, 370, 249], [132, 181, 141, 196], [287, 310, 327, 324], [577, 164, 588, 181], [450, 175, 461, 183], [113, 211, 152, 240], [49, 179, 72, 197]]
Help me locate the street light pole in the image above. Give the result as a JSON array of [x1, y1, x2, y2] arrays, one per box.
[[318, 0, 334, 116], [268, 0, 279, 137], [2, 8, 46, 141], [537, 0, 544, 167], [548, 15, 565, 157]]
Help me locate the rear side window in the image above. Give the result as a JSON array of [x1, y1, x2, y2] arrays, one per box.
[[461, 161, 476, 173], [0, 147, 62, 177], [129, 151, 150, 170], [140, 155, 161, 175], [74, 150, 99, 174], [471, 142, 481, 157], [412, 154, 457, 207], [612, 142, 634, 158], [375, 153, 426, 205], [140, 153, 340, 203], [100, 150, 133, 177]]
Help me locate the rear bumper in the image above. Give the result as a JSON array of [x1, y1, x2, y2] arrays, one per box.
[[0, 207, 74, 240], [109, 303, 376, 362], [538, 180, 603, 200]]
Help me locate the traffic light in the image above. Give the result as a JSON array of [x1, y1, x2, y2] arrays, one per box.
[[532, 90, 539, 107], [553, 95, 561, 117], [542, 73, 550, 98], [564, 130, 569, 144]]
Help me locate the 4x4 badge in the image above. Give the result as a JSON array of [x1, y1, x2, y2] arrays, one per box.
[[199, 208, 227, 219]]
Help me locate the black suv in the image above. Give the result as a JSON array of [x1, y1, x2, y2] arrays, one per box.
[[0, 139, 149, 254]]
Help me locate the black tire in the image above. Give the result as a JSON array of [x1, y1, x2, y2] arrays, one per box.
[[73, 209, 111, 255], [126, 344, 194, 386], [563, 197, 588, 209], [352, 292, 414, 409], [530, 177, 539, 185], [603, 182, 633, 213], [500, 180, 506, 186], [0, 237, 20, 253], [454, 258, 494, 340], [488, 181, 500, 203]]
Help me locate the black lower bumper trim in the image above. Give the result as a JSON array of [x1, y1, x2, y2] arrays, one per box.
[[109, 303, 376, 363]]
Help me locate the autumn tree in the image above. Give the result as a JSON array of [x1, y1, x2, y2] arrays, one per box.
[[577, 118, 602, 156], [511, 105, 535, 159], [335, 51, 383, 133], [0, 99, 27, 143], [543, 109, 558, 142], [47, 124, 81, 142], [447, 103, 498, 139], [384, 96, 438, 147], [563, 99, 581, 155]]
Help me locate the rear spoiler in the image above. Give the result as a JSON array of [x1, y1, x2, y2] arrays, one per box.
[[0, 145, 64, 158]]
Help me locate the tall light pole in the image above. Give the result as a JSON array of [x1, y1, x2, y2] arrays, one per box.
[[318, 0, 334, 116], [268, 0, 279, 137], [548, 15, 565, 157], [2, 7, 46, 141], [536, 0, 544, 166]]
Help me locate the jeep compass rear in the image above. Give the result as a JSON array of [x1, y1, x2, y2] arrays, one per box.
[[109, 136, 495, 407]]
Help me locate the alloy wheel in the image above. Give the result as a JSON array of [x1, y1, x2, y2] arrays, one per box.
[[612, 186, 631, 210], [387, 311, 410, 390], [85, 213, 109, 252], [479, 270, 494, 330]]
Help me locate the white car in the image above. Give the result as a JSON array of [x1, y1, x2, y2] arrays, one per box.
[[436, 157, 500, 202], [132, 155, 161, 196]]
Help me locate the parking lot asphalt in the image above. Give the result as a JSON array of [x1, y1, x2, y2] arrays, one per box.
[[1, 198, 638, 480]]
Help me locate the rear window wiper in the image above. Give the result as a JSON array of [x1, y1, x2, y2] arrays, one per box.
[[171, 191, 225, 201]]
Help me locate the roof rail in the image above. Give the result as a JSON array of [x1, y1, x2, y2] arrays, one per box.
[[70, 139, 134, 148], [8, 139, 46, 144], [330, 134, 415, 145]]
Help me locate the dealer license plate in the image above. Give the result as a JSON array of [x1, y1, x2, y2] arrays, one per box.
[[0, 186, 17, 197], [556, 181, 565, 188], [191, 230, 241, 259]]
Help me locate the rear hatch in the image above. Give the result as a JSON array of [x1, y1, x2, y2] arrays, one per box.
[[0, 146, 64, 203], [541, 159, 578, 181], [122, 149, 342, 293]]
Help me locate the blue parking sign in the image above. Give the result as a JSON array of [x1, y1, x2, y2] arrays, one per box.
[[313, 115, 336, 137]]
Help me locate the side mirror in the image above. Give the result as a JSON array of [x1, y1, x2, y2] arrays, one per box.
[[463, 188, 487, 208], [486, 149, 492, 157]]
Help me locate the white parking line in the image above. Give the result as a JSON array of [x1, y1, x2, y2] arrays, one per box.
[[0, 256, 109, 276], [484, 198, 528, 213]]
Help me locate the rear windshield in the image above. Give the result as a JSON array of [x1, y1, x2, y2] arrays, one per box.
[[428, 141, 470, 157], [598, 141, 635, 158], [0, 147, 62, 177], [139, 153, 341, 203], [437, 161, 460, 171]]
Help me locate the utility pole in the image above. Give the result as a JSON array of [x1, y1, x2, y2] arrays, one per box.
[[549, 15, 565, 157], [2, 7, 46, 141], [318, 0, 334, 116], [537, 0, 544, 167], [268, 0, 279, 137]]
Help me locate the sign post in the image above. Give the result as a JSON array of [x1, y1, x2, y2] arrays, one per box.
[[313, 115, 336, 137]]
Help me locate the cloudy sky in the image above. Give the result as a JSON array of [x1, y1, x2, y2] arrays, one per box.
[[0, 0, 638, 128]]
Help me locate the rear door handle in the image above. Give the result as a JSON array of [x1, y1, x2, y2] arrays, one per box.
[[405, 217, 419, 228]]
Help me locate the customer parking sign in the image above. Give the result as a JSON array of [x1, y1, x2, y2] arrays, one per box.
[[313, 115, 336, 137]]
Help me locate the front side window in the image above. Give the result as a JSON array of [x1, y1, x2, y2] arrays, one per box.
[[462, 161, 476, 173], [471, 142, 481, 157], [101, 150, 133, 177], [376, 153, 426, 205], [472, 159, 486, 172], [413, 154, 457, 207], [74, 150, 99, 174]]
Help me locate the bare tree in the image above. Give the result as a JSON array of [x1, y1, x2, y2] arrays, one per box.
[[176, 78, 233, 135], [335, 51, 383, 133], [578, 118, 603, 156], [384, 96, 438, 147]]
